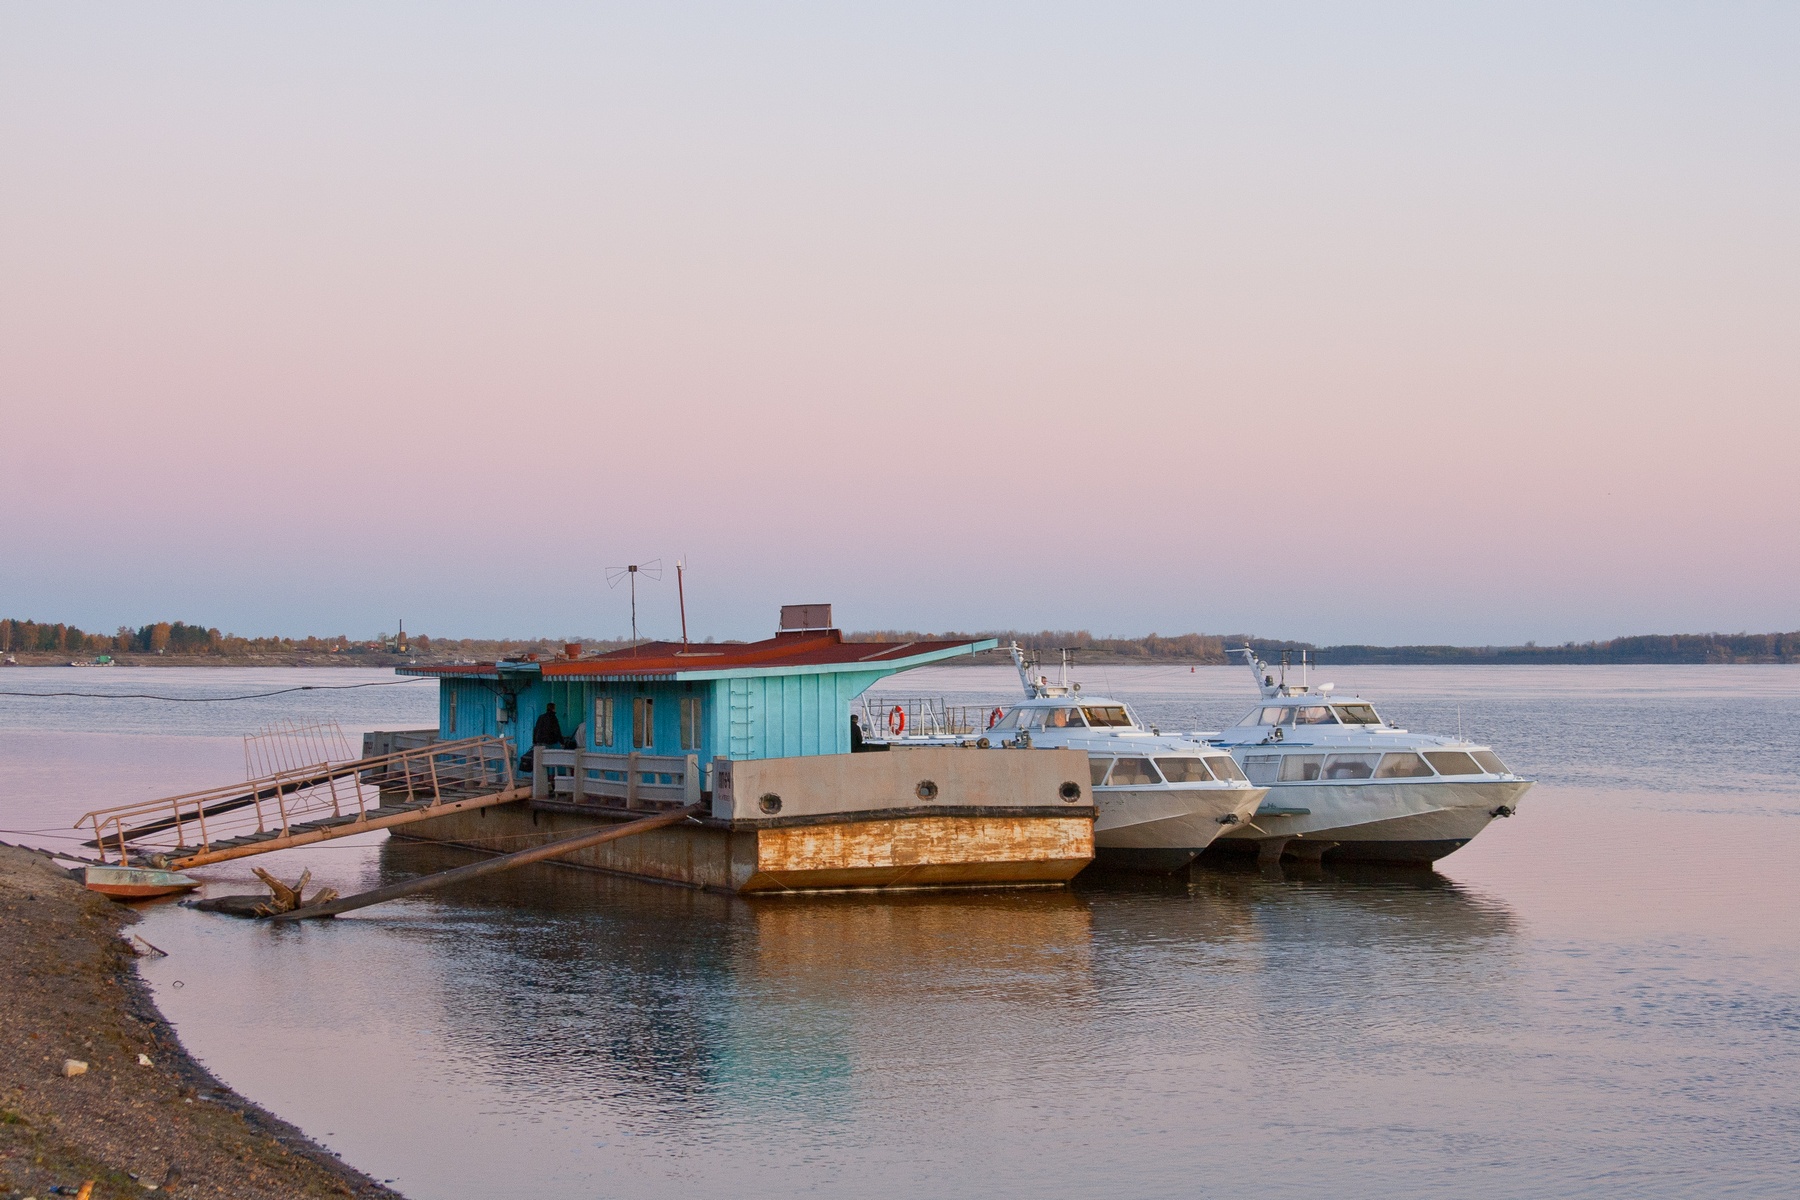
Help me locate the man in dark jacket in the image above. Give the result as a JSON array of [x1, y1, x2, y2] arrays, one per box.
[[533, 703, 565, 749]]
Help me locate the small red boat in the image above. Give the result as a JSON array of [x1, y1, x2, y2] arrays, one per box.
[[84, 865, 201, 900]]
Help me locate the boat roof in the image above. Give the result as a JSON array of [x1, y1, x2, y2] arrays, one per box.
[[398, 630, 998, 683]]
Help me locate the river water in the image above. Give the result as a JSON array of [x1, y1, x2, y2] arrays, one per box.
[[2, 665, 1796, 1198]]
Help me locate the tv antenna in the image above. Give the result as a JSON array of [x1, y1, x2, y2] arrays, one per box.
[[675, 558, 690, 647], [605, 559, 662, 652]]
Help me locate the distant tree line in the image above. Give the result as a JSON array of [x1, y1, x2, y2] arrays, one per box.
[[1246, 631, 1800, 665], [855, 628, 1800, 665], [6, 617, 1796, 664]]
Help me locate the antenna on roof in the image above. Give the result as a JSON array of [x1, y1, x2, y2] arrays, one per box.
[[605, 559, 662, 653], [676, 559, 689, 647]]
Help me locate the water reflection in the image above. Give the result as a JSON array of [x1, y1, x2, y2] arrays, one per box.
[[376, 837, 1521, 1154], [379, 839, 1098, 1135]]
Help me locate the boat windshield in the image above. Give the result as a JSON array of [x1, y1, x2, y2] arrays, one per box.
[[1081, 705, 1133, 728], [1040, 708, 1087, 730], [1294, 706, 1337, 725], [1333, 704, 1381, 724], [1248, 706, 1296, 726], [1156, 757, 1214, 783], [1206, 755, 1247, 782], [1471, 750, 1510, 775], [990, 708, 1024, 731]]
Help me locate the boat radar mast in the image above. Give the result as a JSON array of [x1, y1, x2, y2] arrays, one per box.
[[1238, 645, 1333, 700], [1009, 642, 1081, 699]]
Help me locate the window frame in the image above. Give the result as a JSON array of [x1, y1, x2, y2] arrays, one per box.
[[1321, 752, 1381, 781], [1374, 752, 1435, 779], [632, 696, 655, 750], [592, 696, 615, 747], [1278, 754, 1326, 782], [679, 696, 703, 751]]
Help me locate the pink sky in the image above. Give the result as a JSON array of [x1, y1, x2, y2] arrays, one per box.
[[2, 4, 1795, 644]]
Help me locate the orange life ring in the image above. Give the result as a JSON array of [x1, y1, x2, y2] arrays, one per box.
[[988, 706, 1005, 729], [888, 705, 907, 736]]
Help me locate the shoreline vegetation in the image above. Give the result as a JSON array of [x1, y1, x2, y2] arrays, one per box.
[[0, 843, 400, 1199], [4, 618, 1797, 667]]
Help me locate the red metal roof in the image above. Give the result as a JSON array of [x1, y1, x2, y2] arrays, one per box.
[[399, 631, 993, 680]]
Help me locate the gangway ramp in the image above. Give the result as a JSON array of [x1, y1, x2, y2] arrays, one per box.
[[77, 735, 527, 870]]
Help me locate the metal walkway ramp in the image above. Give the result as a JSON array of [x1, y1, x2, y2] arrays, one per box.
[[78, 735, 526, 870]]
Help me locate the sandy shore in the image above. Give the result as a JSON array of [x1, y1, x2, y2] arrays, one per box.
[[0, 845, 403, 1199]]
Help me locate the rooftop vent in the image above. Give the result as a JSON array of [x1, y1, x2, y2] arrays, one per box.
[[779, 604, 833, 633]]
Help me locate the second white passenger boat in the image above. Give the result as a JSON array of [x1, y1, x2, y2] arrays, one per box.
[[984, 648, 1268, 872], [1204, 649, 1533, 865]]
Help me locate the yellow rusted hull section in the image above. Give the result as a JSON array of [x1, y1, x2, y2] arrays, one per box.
[[741, 815, 1092, 892], [395, 804, 1092, 894]]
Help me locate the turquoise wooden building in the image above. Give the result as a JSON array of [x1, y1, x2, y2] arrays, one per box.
[[399, 613, 995, 766]]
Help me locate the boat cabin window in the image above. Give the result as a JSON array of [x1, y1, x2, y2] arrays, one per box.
[[1089, 758, 1113, 786], [1106, 758, 1162, 786], [1279, 754, 1325, 782], [1332, 704, 1381, 725], [990, 708, 1024, 731], [1375, 752, 1435, 779], [1081, 705, 1133, 728], [1207, 756, 1247, 782], [1471, 750, 1510, 775], [1041, 708, 1087, 730], [1156, 757, 1214, 783], [1294, 706, 1337, 725], [1423, 751, 1481, 776], [1321, 753, 1380, 780], [1242, 754, 1280, 786], [1256, 706, 1297, 726]]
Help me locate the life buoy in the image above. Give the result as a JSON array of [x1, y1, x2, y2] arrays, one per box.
[[988, 706, 1005, 729], [888, 705, 907, 736]]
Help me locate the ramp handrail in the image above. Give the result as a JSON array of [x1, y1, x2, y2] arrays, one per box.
[[76, 735, 515, 865]]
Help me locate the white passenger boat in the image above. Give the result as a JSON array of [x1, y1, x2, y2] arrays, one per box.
[[983, 648, 1268, 872], [1205, 649, 1532, 865]]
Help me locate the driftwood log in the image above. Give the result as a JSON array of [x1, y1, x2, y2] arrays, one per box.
[[187, 868, 339, 919]]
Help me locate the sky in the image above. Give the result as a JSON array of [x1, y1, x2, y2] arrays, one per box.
[[2, 3, 1796, 645]]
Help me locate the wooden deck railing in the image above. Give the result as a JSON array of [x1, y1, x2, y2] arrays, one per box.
[[534, 748, 703, 809]]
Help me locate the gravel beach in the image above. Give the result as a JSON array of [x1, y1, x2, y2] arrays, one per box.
[[0, 844, 402, 1199]]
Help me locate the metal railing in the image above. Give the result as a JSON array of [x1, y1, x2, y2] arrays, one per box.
[[77, 735, 515, 866], [534, 748, 703, 809], [858, 696, 1001, 739]]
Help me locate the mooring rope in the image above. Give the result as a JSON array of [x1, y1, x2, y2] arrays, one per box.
[[0, 678, 432, 703]]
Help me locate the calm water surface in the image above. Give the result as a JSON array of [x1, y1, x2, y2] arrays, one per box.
[[2, 665, 1797, 1198]]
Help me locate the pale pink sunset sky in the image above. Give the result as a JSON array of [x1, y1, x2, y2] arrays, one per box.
[[2, 4, 1795, 645]]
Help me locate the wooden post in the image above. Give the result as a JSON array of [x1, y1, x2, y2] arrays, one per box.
[[532, 749, 548, 801], [572, 748, 585, 801], [626, 751, 640, 809], [684, 754, 700, 806]]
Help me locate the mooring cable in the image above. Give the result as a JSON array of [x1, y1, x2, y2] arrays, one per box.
[[0, 677, 432, 703]]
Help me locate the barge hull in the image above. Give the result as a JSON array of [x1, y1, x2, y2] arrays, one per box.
[[393, 803, 1092, 893]]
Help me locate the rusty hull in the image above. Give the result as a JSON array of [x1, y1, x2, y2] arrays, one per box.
[[392, 802, 1093, 893]]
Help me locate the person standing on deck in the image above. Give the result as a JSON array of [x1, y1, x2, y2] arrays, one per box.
[[524, 702, 565, 774]]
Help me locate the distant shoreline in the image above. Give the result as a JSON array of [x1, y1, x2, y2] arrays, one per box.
[[4, 651, 1797, 669]]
